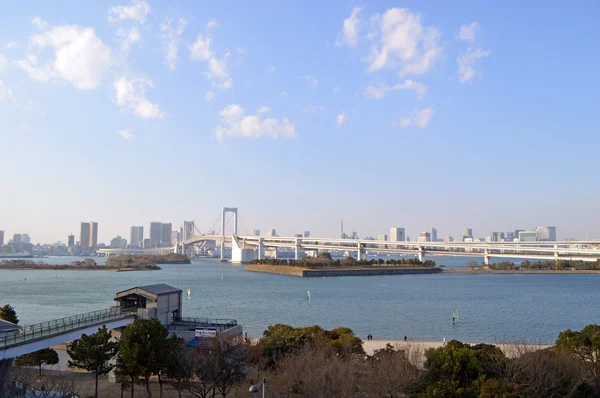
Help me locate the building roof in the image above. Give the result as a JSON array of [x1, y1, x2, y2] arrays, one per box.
[[116, 283, 181, 298], [0, 319, 21, 332]]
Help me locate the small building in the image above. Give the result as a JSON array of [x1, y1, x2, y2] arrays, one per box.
[[114, 284, 183, 326], [0, 319, 21, 333]]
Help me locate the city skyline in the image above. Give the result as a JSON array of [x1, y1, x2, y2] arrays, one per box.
[[1, 1, 599, 242]]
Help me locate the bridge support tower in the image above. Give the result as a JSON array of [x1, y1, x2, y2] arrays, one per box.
[[357, 242, 365, 261], [417, 246, 425, 262], [295, 238, 299, 261], [220, 207, 238, 262], [483, 248, 490, 266]]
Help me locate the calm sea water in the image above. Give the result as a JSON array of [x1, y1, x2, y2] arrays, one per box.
[[1, 257, 598, 344]]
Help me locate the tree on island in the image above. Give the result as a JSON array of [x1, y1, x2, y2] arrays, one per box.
[[15, 348, 59, 376], [67, 325, 119, 398], [0, 304, 19, 324], [317, 252, 332, 259]]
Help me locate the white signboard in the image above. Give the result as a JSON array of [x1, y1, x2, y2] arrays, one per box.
[[195, 327, 217, 338]]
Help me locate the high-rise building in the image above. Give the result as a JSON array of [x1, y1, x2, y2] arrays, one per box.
[[21, 234, 31, 244], [80, 223, 91, 248], [377, 234, 388, 241], [0, 230, 4, 246], [68, 234, 75, 247], [489, 232, 499, 242], [90, 222, 98, 248], [351, 231, 358, 239], [267, 229, 277, 237], [519, 231, 537, 242], [251, 229, 261, 236], [514, 230, 524, 240], [13, 234, 22, 245], [183, 221, 195, 241], [464, 227, 473, 238], [111, 236, 127, 249], [143, 238, 151, 248], [417, 231, 431, 243], [389, 227, 405, 242], [303, 231, 310, 238], [161, 223, 172, 246], [130, 226, 144, 248], [536, 226, 557, 241], [431, 228, 438, 242], [171, 231, 179, 245], [150, 222, 162, 247], [507, 232, 515, 241]]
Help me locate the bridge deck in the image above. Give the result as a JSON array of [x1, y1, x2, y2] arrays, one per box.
[[0, 308, 136, 350]]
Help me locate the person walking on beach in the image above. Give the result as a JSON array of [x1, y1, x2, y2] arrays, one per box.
[[443, 337, 446, 345], [404, 335, 407, 342]]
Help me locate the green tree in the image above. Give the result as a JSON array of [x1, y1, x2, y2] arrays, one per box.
[[67, 325, 119, 398], [0, 304, 19, 324], [317, 252, 332, 259], [556, 324, 600, 391], [15, 348, 59, 375], [119, 318, 173, 398]]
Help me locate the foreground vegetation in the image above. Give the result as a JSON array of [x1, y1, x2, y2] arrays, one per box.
[[251, 252, 437, 268], [3, 302, 600, 397], [470, 259, 600, 271], [0, 257, 161, 271], [105, 254, 189, 269]]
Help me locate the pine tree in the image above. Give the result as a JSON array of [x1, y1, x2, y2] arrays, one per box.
[[0, 304, 19, 324], [15, 348, 59, 375], [67, 326, 119, 398]]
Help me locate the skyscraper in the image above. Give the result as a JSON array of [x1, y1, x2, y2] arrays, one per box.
[[251, 229, 261, 236], [267, 229, 277, 237], [431, 228, 438, 242], [0, 230, 4, 246], [464, 227, 473, 238], [389, 227, 405, 242], [536, 226, 557, 241], [303, 231, 310, 238], [90, 222, 98, 248], [417, 231, 431, 243], [80, 223, 91, 248], [150, 222, 162, 247], [21, 234, 31, 244], [161, 223, 172, 246], [130, 226, 144, 248], [68, 234, 75, 247]]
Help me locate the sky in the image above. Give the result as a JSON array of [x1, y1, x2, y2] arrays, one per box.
[[0, 1, 599, 244]]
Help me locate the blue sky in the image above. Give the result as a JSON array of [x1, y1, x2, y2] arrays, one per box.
[[0, 1, 599, 244]]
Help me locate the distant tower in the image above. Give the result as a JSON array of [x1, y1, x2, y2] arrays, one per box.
[[340, 219, 344, 239]]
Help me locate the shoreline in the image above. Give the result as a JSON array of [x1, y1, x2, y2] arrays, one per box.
[[0, 265, 161, 271], [444, 268, 600, 274]]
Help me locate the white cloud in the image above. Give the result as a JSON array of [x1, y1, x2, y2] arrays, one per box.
[[266, 65, 276, 72], [113, 76, 165, 119], [6, 41, 17, 49], [277, 91, 289, 97], [336, 7, 361, 47], [459, 22, 479, 42], [367, 8, 442, 76], [335, 111, 347, 127], [0, 54, 7, 72], [0, 80, 13, 102], [257, 105, 270, 114], [117, 26, 140, 53], [189, 34, 233, 90], [236, 47, 247, 55], [302, 75, 318, 86], [206, 19, 218, 30], [16, 21, 111, 90], [205, 91, 214, 101], [333, 86, 341, 93], [117, 129, 135, 140], [364, 79, 427, 99], [215, 104, 296, 141], [32, 17, 48, 30], [398, 108, 433, 128], [189, 35, 213, 61], [161, 17, 187, 70], [108, 0, 150, 23], [457, 47, 490, 83]]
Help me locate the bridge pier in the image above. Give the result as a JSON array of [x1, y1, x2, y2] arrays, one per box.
[[257, 238, 263, 260], [357, 242, 364, 261], [295, 238, 299, 261], [554, 244, 559, 262], [417, 246, 425, 262], [483, 248, 490, 266]]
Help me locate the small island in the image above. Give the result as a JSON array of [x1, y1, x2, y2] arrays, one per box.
[[445, 259, 600, 274], [245, 253, 442, 277], [0, 254, 190, 272]]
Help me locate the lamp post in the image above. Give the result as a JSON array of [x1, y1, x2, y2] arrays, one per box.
[[249, 377, 266, 398]]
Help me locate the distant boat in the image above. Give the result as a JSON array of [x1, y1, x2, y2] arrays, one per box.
[[187, 288, 191, 299], [307, 290, 311, 301]]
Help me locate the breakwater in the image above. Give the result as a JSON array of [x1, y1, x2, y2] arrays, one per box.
[[244, 264, 441, 277]]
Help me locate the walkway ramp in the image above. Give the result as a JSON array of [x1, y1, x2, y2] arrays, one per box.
[[0, 308, 136, 360]]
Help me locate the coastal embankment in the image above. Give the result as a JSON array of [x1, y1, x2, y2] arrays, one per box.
[[244, 263, 441, 277], [444, 268, 600, 274]]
